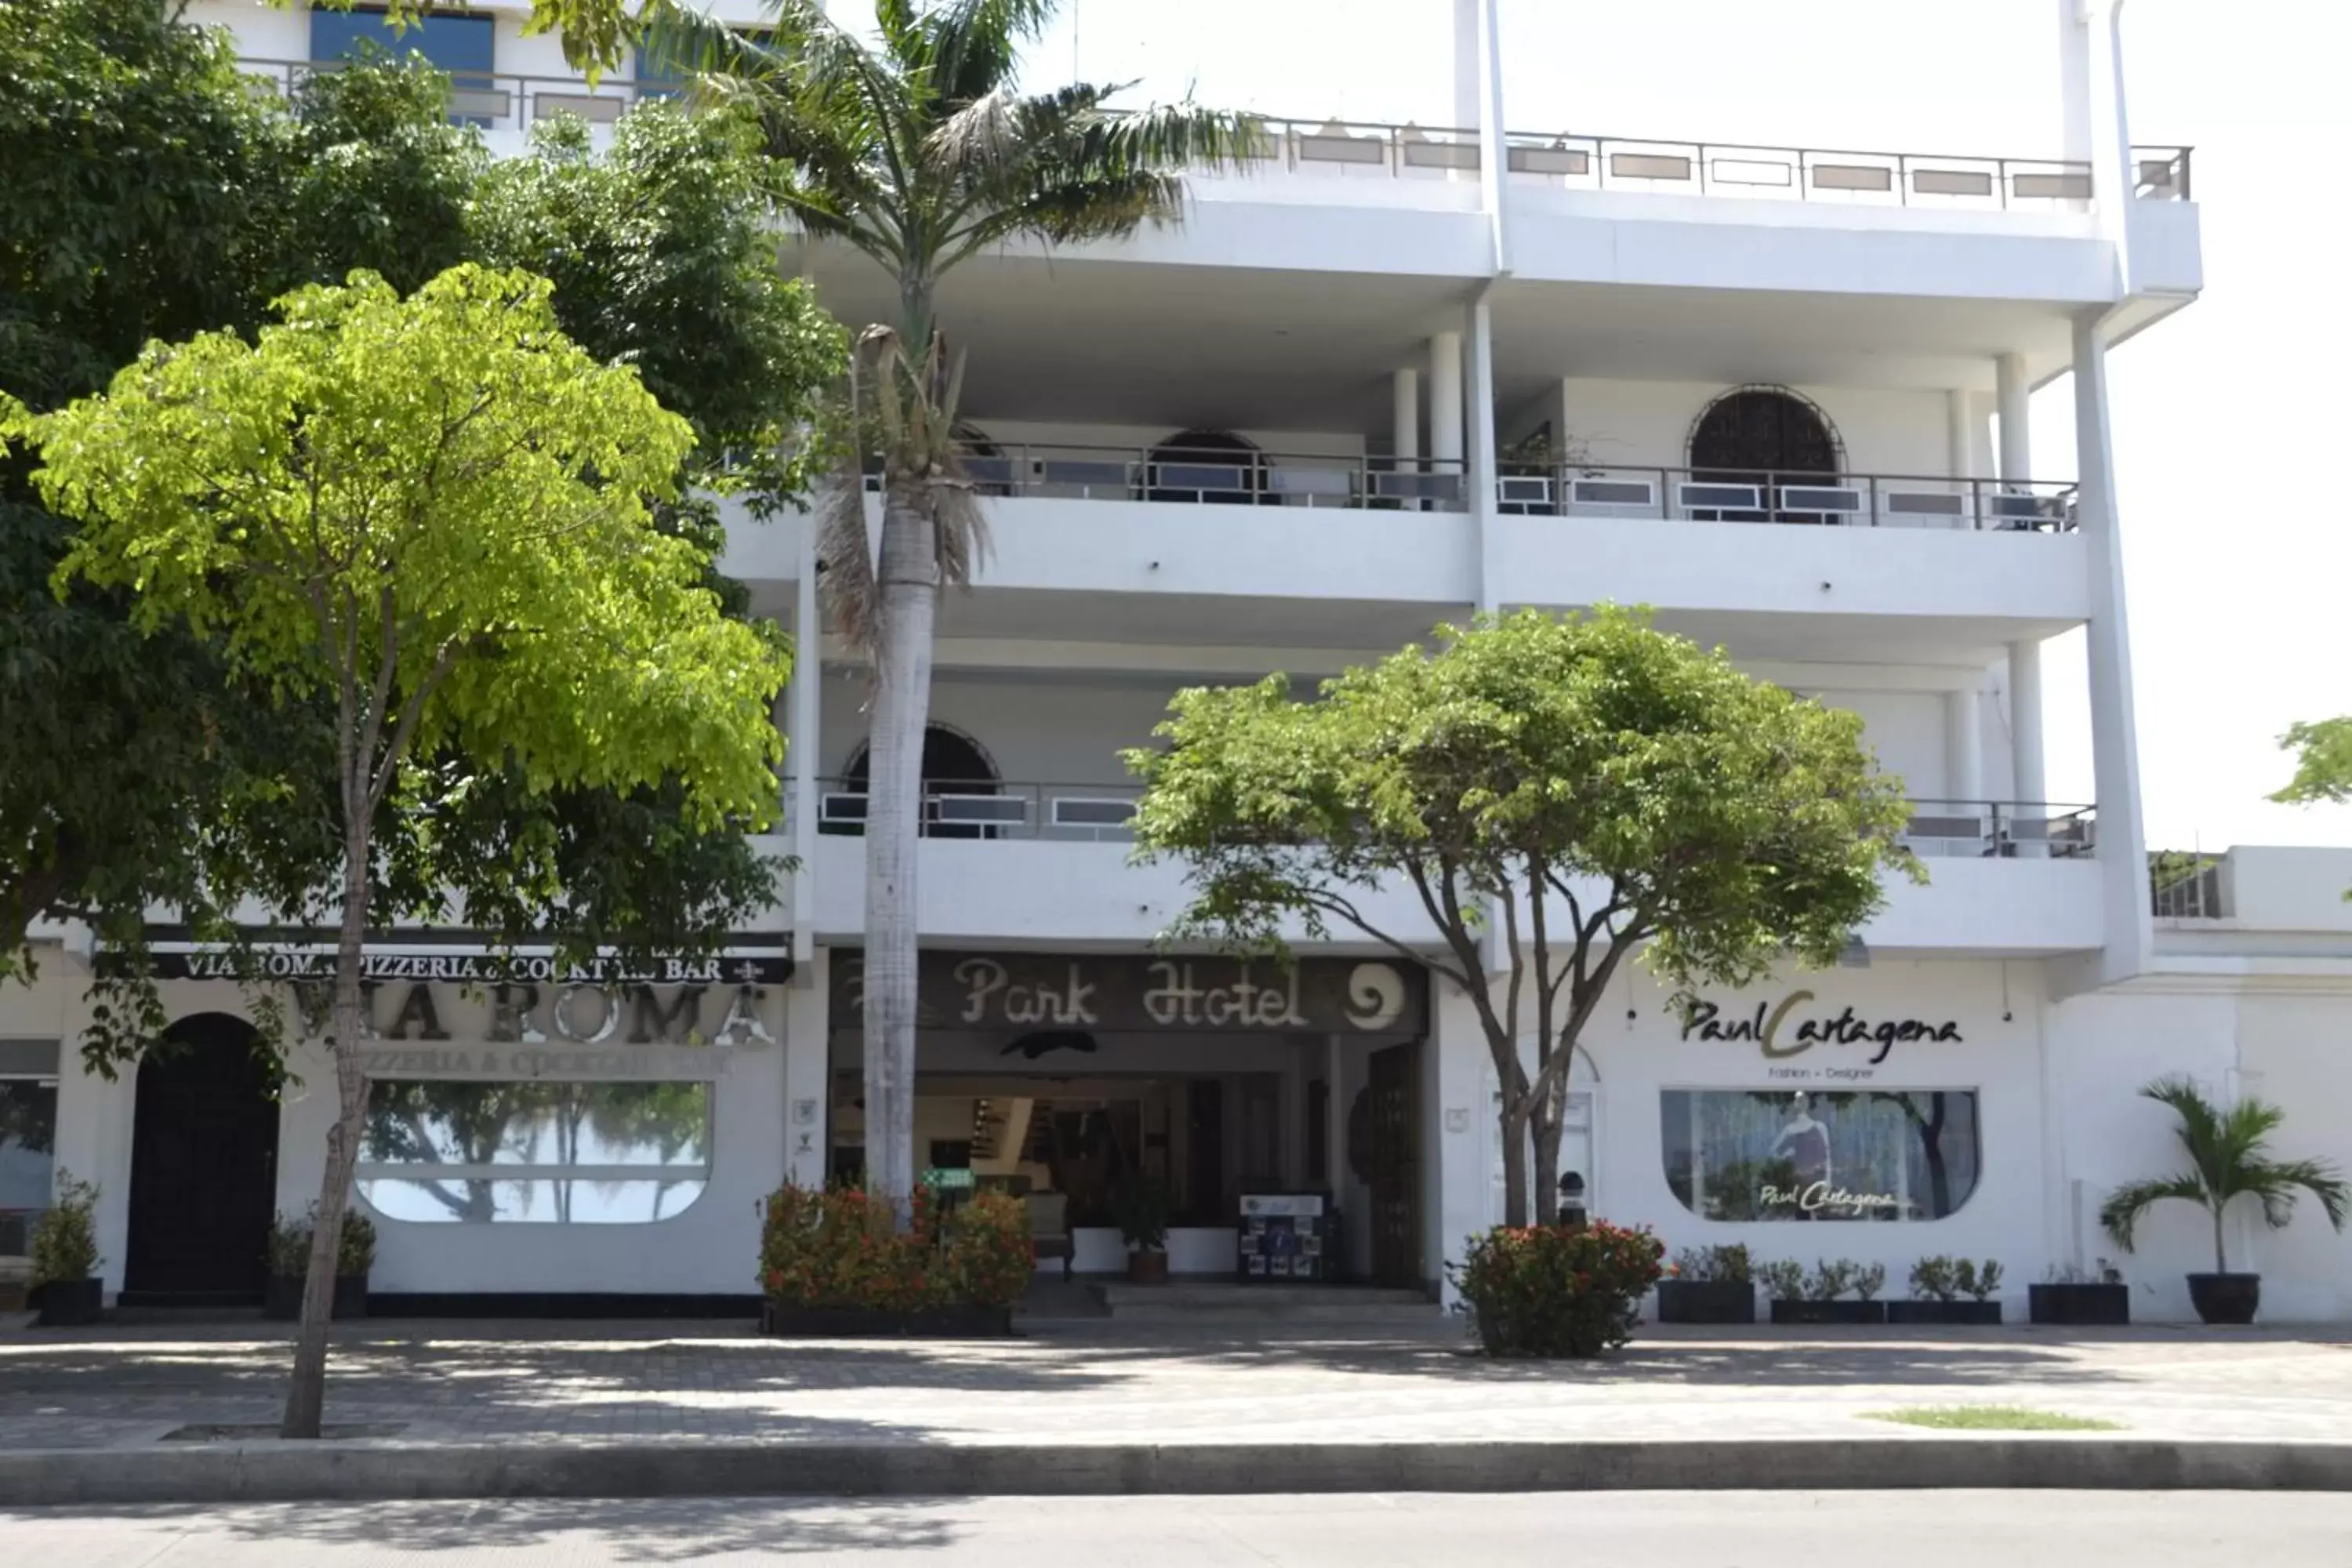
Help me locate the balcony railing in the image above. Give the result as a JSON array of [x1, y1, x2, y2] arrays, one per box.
[[863, 444, 1468, 510], [1228, 114, 2192, 209], [238, 59, 2192, 212], [241, 57, 668, 131], [1497, 467, 2080, 532], [2151, 853, 2224, 918], [793, 781, 2092, 858], [1901, 801, 2096, 859]]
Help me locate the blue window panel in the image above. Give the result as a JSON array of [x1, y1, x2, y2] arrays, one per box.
[[310, 8, 498, 125]]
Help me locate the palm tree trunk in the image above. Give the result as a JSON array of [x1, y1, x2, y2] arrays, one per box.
[[862, 483, 938, 1226], [2213, 1204, 2228, 1273]]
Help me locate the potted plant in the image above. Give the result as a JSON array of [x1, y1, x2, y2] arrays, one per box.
[[1659, 1243, 1757, 1323], [1114, 1176, 1171, 1285], [2030, 1260, 2129, 1326], [1767, 1258, 1887, 1325], [264, 1207, 376, 1321], [2098, 1076, 2349, 1325], [31, 1169, 103, 1328], [760, 1184, 1029, 1337], [1890, 1257, 2005, 1325], [1451, 1220, 1665, 1358]]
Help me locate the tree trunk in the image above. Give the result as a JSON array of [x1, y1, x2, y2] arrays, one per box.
[[281, 816, 372, 1439], [1530, 1084, 1564, 1228], [1497, 1102, 1531, 1229], [862, 485, 938, 1228], [2213, 1204, 2228, 1274]]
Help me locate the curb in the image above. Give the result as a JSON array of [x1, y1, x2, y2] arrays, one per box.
[[5, 1437, 2352, 1505]]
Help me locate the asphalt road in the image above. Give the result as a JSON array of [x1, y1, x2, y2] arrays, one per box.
[[4, 1491, 2349, 1565]]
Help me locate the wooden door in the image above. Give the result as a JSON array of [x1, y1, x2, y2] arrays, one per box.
[[1367, 1043, 1420, 1288]]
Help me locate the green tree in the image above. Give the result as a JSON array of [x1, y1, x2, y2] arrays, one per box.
[[2100, 1076, 2349, 1273], [1124, 608, 1918, 1226], [8, 265, 787, 1436], [2273, 719, 2352, 814], [644, 0, 1254, 1218]]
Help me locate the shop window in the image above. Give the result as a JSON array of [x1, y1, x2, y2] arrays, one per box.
[[1660, 1088, 1980, 1222], [0, 1075, 60, 1255], [357, 1080, 710, 1224]]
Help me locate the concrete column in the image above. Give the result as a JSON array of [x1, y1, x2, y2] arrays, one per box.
[[1996, 352, 2032, 485], [1453, 0, 1480, 131], [1946, 688, 1985, 803], [2009, 637, 2047, 808], [789, 514, 822, 967], [1429, 330, 1465, 483], [1946, 390, 1977, 481], [1392, 366, 1421, 476], [1467, 300, 1500, 614], [2073, 310, 2151, 982], [782, 947, 832, 1191], [2056, 0, 2093, 164]]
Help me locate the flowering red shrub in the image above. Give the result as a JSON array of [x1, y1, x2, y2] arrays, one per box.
[[1448, 1220, 1666, 1358], [759, 1184, 1033, 1312]]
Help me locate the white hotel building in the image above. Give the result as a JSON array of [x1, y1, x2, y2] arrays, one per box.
[[9, 2, 2352, 1326]]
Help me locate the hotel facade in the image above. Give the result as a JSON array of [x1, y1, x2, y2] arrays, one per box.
[[11, 1, 2352, 1324]]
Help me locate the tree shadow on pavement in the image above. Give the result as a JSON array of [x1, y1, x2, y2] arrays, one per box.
[[6, 1497, 969, 1560]]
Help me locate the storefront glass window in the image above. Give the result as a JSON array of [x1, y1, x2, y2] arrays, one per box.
[[1660, 1089, 1980, 1222], [0, 1079, 59, 1254], [357, 1080, 710, 1223]]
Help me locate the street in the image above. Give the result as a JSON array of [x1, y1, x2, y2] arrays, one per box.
[[3, 1491, 2347, 1565]]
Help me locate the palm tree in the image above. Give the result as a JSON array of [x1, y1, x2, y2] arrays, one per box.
[[2100, 1076, 2349, 1273], [651, 0, 1256, 1218]]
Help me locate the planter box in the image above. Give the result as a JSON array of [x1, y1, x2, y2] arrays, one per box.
[[263, 1275, 370, 1322], [36, 1276, 103, 1328], [1769, 1298, 1887, 1326], [1657, 1279, 1756, 1324], [761, 1303, 1015, 1338], [1886, 1298, 2003, 1326], [2027, 1283, 2129, 1327]]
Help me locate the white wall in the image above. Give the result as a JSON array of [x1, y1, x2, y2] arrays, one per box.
[[1539, 378, 1980, 477]]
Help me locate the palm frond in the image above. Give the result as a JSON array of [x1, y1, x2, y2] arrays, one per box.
[[2245, 1159, 2352, 1233], [814, 460, 878, 658], [926, 0, 1060, 101], [927, 86, 1022, 183], [2100, 1172, 2207, 1253]]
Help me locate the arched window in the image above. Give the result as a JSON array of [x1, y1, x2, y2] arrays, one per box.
[[1145, 429, 1268, 504], [1686, 386, 1845, 523], [838, 723, 1002, 839]]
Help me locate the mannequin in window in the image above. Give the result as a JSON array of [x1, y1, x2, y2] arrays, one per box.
[[1770, 1092, 1832, 1200]]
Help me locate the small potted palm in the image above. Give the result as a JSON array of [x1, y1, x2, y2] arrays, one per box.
[[2100, 1076, 2350, 1325], [1113, 1175, 1171, 1285], [31, 1170, 103, 1328], [1659, 1244, 1757, 1323]]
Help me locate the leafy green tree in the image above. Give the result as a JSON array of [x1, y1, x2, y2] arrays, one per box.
[[646, 0, 1254, 1218], [9, 265, 787, 1436], [1125, 608, 1918, 1226], [2273, 719, 2352, 813], [2100, 1076, 2350, 1273]]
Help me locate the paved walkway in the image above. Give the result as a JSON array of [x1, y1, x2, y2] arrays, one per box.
[[6, 1319, 2352, 1452]]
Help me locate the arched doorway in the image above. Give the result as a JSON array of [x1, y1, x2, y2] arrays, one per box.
[[124, 1013, 280, 1304], [1145, 429, 1268, 505], [1686, 385, 1844, 523], [839, 723, 1003, 840]]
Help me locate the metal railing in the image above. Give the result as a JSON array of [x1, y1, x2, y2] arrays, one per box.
[[1224, 113, 2194, 209], [2151, 854, 2225, 917], [237, 60, 2194, 212], [793, 779, 1143, 842], [1901, 801, 2096, 859], [241, 58, 670, 132], [863, 443, 1468, 511], [790, 782, 2090, 858], [1497, 466, 2079, 532]]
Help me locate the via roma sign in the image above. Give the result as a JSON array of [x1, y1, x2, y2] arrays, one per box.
[[1682, 988, 1963, 1070]]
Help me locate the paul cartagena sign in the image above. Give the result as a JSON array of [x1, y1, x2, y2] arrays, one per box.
[[1682, 989, 1963, 1080], [830, 952, 1427, 1036]]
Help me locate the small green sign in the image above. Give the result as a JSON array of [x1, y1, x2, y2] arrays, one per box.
[[921, 1167, 975, 1190]]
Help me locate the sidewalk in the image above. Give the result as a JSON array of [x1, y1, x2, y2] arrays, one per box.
[[8, 1317, 2352, 1452]]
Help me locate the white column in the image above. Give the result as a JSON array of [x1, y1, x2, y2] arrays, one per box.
[[1946, 688, 1985, 804], [2009, 637, 2046, 807], [789, 514, 822, 967], [1452, 0, 1481, 131], [1429, 330, 1465, 486], [782, 947, 832, 1191], [1996, 352, 2032, 485], [1392, 366, 1421, 466], [2056, 0, 2093, 164], [2074, 310, 2151, 982], [1946, 390, 1977, 481], [1467, 300, 1500, 614]]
